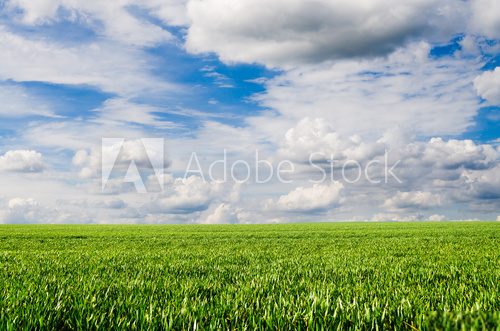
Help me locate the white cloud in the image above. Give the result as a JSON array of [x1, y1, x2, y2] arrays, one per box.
[[0, 197, 41, 223], [421, 138, 497, 170], [474, 67, 500, 105], [383, 191, 442, 211], [0, 84, 59, 118], [72, 150, 90, 167], [72, 149, 101, 179], [280, 117, 385, 163], [186, 0, 466, 67], [143, 176, 225, 214], [8, 197, 38, 209], [273, 181, 344, 212], [0, 150, 44, 172], [265, 120, 492, 205], [0, 26, 173, 95], [460, 164, 500, 201], [145, 0, 189, 26], [371, 213, 449, 222], [277, 118, 498, 176], [93, 98, 178, 129], [163, 116, 500, 221], [102, 198, 127, 209], [253, 43, 482, 138], [469, 0, 500, 39], [389, 137, 499, 191], [0, 197, 99, 223], [0, 197, 62, 224], [202, 203, 233, 223], [200, 203, 245, 224], [6, 0, 174, 47], [21, 118, 154, 152], [428, 214, 447, 221], [371, 213, 425, 222], [168, 117, 499, 221]]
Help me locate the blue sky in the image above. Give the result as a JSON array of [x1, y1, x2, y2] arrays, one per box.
[[0, 0, 499, 223]]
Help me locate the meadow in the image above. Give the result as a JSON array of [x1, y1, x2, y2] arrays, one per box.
[[0, 222, 498, 330]]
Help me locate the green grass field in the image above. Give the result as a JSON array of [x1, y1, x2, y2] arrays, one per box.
[[0, 222, 498, 330]]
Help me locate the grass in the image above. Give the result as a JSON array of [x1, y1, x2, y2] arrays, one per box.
[[0, 222, 498, 330]]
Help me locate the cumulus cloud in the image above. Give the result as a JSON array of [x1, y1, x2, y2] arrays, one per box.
[[383, 191, 442, 211], [278, 117, 498, 172], [421, 138, 498, 170], [428, 214, 447, 221], [186, 0, 466, 67], [460, 164, 500, 201], [371, 213, 450, 222], [54, 198, 127, 210], [72, 149, 99, 179], [280, 117, 385, 163], [0, 198, 41, 223], [253, 42, 481, 138], [272, 117, 498, 216], [0, 197, 99, 223], [202, 203, 234, 223], [474, 67, 500, 105], [386, 138, 499, 205], [469, 0, 500, 39], [200, 203, 249, 224], [143, 176, 225, 214], [272, 181, 344, 212], [387, 137, 499, 194], [8, 197, 37, 209], [0, 150, 44, 172], [166, 117, 499, 220], [102, 198, 127, 209], [0, 198, 57, 223], [371, 213, 430, 222]]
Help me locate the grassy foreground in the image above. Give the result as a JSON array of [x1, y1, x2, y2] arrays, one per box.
[[0, 222, 498, 330]]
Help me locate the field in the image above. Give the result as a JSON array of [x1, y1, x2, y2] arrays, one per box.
[[0, 222, 498, 330]]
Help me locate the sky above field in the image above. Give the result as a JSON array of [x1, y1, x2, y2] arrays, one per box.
[[0, 0, 499, 223]]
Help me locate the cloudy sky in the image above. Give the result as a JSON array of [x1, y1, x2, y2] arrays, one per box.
[[0, 0, 499, 223]]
